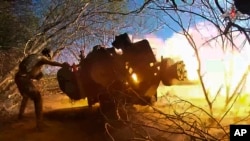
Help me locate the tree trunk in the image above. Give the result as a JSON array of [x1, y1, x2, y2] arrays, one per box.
[[0, 39, 50, 92]]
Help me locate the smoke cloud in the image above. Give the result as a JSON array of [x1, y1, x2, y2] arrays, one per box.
[[135, 22, 250, 96]]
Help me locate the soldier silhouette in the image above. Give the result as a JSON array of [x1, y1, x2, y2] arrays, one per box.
[[15, 48, 70, 130]]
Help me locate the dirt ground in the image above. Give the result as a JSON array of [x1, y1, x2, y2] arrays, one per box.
[[2, 84, 249, 141], [0, 78, 192, 141], [0, 93, 177, 141], [0, 94, 111, 141]]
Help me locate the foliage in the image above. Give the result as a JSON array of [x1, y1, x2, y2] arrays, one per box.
[[1, 1, 250, 140], [0, 0, 39, 48]]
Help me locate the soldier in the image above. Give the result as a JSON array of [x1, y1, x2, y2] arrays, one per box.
[[15, 48, 70, 130]]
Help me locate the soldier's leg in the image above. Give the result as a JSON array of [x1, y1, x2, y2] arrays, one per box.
[[15, 75, 30, 120], [31, 91, 43, 129], [26, 83, 43, 129], [18, 95, 29, 119]]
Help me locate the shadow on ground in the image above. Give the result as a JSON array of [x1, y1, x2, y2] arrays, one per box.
[[0, 106, 112, 141]]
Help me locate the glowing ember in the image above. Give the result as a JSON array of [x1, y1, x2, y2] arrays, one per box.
[[131, 73, 139, 83]]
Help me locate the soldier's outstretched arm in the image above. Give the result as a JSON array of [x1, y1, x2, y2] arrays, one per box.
[[39, 56, 70, 67]]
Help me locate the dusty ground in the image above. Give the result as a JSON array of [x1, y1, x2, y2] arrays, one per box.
[[1, 84, 250, 141], [0, 77, 166, 141], [0, 94, 111, 141], [0, 93, 178, 141], [0, 90, 194, 141]]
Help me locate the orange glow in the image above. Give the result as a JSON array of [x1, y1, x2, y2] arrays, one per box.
[[155, 44, 250, 117], [131, 33, 250, 114], [131, 73, 139, 83], [154, 40, 250, 107], [156, 53, 250, 118]]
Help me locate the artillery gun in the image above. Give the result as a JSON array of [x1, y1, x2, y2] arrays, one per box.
[[57, 33, 189, 110]]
